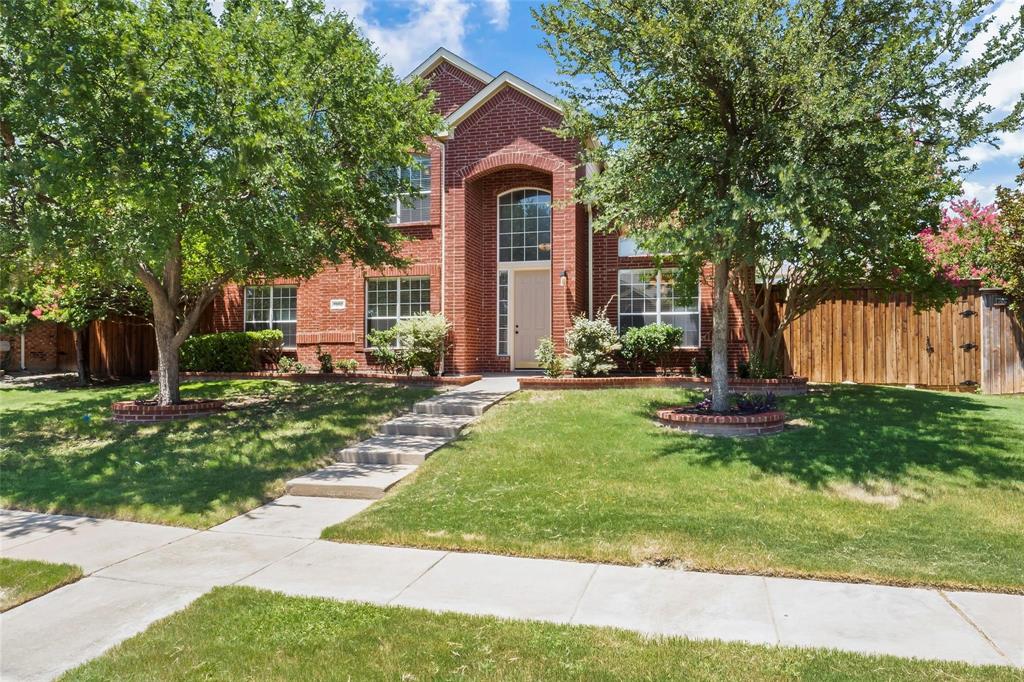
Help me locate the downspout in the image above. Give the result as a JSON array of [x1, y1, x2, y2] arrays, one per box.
[[587, 203, 594, 320], [20, 330, 26, 370], [439, 139, 447, 374]]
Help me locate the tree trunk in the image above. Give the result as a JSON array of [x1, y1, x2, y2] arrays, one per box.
[[153, 326, 180, 405], [74, 327, 91, 386], [711, 259, 731, 412]]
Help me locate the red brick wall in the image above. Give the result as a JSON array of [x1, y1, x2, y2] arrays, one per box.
[[424, 62, 487, 117], [1, 322, 69, 372]]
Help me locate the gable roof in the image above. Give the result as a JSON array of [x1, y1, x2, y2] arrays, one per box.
[[406, 48, 563, 139], [443, 71, 562, 131], [406, 47, 493, 85]]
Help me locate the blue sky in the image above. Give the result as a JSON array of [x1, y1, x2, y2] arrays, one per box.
[[327, 0, 1023, 202]]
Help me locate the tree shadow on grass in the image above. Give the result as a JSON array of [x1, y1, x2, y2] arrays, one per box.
[[0, 380, 434, 525], [644, 385, 1024, 491]]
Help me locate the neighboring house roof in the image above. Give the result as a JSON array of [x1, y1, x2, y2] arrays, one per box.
[[406, 48, 563, 140]]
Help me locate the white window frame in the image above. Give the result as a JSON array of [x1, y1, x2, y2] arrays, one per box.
[[364, 276, 431, 343], [497, 270, 510, 356], [389, 154, 431, 225], [496, 187, 553, 264], [243, 285, 297, 349], [618, 236, 651, 257], [617, 270, 700, 348]]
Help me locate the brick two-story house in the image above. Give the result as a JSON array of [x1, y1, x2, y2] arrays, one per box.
[[202, 48, 748, 374]]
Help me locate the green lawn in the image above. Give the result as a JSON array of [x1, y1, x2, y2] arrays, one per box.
[[0, 557, 82, 612], [325, 385, 1024, 592], [0, 379, 435, 528], [61, 586, 1016, 681]]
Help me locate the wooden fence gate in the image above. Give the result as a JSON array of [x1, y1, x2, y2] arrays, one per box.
[[780, 283, 1023, 394]]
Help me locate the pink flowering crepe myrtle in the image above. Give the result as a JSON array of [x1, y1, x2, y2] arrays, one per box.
[[919, 199, 1006, 287]]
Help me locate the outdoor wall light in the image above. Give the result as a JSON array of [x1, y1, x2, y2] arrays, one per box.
[[560, 270, 569, 287]]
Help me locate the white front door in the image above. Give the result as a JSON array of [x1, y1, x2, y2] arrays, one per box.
[[513, 269, 551, 369]]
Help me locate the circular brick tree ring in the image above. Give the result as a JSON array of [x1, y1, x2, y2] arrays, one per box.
[[655, 407, 786, 437], [111, 399, 226, 423]]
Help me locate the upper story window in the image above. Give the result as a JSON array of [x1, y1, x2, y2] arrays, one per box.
[[618, 236, 652, 257], [389, 154, 431, 224], [617, 270, 700, 347], [245, 285, 297, 348], [498, 189, 551, 263]]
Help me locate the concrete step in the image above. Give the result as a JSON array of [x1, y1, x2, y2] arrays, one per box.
[[334, 434, 451, 465], [379, 413, 476, 438], [285, 463, 418, 500], [413, 390, 510, 416]]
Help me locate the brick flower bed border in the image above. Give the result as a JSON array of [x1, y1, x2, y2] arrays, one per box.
[[153, 371, 483, 387], [519, 375, 808, 395], [111, 399, 226, 423], [655, 407, 786, 437]]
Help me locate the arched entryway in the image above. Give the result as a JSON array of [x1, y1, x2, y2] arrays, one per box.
[[497, 188, 552, 368]]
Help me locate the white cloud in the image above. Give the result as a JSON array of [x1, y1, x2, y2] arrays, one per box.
[[964, 129, 1024, 164], [482, 0, 510, 30], [332, 0, 473, 74], [961, 180, 998, 203], [966, 0, 1024, 115], [207, 1, 510, 76]]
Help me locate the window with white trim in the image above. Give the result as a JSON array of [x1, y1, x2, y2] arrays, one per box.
[[389, 155, 431, 224], [617, 236, 652, 257], [498, 189, 551, 262], [365, 277, 431, 337], [617, 270, 699, 347], [244, 285, 297, 348], [497, 270, 509, 356]]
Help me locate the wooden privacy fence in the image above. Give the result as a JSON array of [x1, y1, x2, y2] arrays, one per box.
[[55, 316, 157, 378], [780, 283, 1024, 394]]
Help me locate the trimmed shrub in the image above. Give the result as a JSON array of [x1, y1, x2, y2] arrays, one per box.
[[335, 358, 358, 374], [180, 330, 283, 372], [315, 345, 333, 373], [565, 311, 620, 377], [278, 355, 307, 374], [535, 337, 565, 378], [620, 323, 683, 374], [396, 313, 450, 376], [368, 313, 451, 376], [367, 328, 415, 376]]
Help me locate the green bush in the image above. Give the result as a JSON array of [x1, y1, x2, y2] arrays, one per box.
[[565, 311, 620, 377], [535, 337, 565, 378], [366, 328, 414, 375], [620, 323, 683, 374], [368, 313, 450, 376], [179, 330, 283, 372], [397, 313, 450, 376], [278, 355, 307, 374], [335, 358, 359, 374], [315, 345, 333, 373]]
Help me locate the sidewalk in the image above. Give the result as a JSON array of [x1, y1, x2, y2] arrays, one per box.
[[3, 500, 1021, 681]]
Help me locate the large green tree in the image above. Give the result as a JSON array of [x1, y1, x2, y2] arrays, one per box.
[[2, 0, 439, 403], [536, 0, 1023, 410]]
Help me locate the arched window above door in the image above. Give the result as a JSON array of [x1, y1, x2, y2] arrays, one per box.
[[498, 189, 551, 263]]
